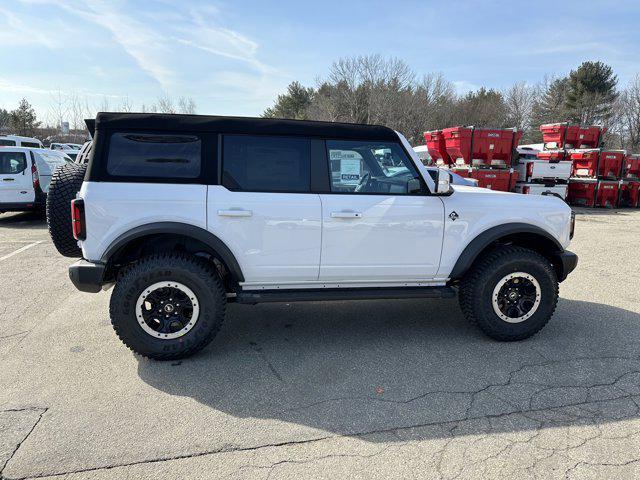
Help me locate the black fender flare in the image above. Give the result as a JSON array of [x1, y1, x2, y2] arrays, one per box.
[[449, 223, 564, 280], [101, 222, 245, 282]]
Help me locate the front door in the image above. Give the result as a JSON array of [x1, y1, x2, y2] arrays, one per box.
[[0, 150, 34, 205], [319, 140, 444, 283], [208, 134, 322, 287]]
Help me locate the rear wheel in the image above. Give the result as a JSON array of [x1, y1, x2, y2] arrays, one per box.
[[109, 253, 226, 360], [459, 246, 558, 341], [46, 163, 87, 257]]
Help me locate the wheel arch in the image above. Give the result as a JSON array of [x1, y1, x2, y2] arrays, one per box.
[[101, 222, 244, 284], [449, 223, 566, 282]]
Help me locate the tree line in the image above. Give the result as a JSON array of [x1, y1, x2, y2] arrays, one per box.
[[263, 56, 639, 150], [0, 93, 198, 140]]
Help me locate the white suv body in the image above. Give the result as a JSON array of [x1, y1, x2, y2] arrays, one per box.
[[48, 113, 577, 360]]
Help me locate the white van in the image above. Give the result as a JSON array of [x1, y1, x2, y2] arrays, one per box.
[[0, 147, 71, 213], [0, 135, 43, 149]]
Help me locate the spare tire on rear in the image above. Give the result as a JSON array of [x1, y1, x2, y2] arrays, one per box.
[[46, 163, 87, 257]]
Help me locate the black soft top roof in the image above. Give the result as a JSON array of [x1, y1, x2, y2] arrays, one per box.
[[94, 112, 398, 141]]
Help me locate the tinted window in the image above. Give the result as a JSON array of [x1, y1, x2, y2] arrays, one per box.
[[107, 133, 201, 178], [326, 140, 421, 194], [0, 139, 16, 146], [0, 152, 27, 174], [21, 142, 41, 148], [222, 135, 310, 192]]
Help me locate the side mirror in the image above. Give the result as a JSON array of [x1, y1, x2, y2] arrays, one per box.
[[435, 169, 452, 195], [407, 177, 422, 194]]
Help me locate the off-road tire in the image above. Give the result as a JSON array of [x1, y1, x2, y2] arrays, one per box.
[[46, 163, 87, 257], [459, 246, 558, 341], [110, 253, 226, 360]]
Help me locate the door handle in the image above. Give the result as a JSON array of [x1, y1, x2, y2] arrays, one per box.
[[217, 209, 253, 217], [330, 211, 363, 219], [2, 178, 15, 182]]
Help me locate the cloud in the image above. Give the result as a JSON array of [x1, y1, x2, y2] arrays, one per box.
[[452, 80, 479, 94], [17, 0, 281, 98]]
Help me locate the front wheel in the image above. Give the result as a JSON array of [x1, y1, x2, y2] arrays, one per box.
[[459, 246, 559, 341], [109, 253, 226, 360]]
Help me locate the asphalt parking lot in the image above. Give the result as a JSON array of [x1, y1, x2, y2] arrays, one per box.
[[0, 209, 639, 479]]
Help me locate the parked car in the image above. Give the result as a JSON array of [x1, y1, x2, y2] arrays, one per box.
[[46, 113, 577, 360], [0, 135, 43, 148], [0, 147, 71, 213], [50, 142, 82, 151]]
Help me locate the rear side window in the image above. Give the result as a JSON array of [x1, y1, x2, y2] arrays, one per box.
[[0, 139, 16, 146], [107, 133, 201, 178], [21, 142, 41, 148], [0, 152, 27, 174], [222, 135, 311, 192]]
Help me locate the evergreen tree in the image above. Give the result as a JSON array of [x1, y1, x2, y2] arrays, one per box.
[[532, 77, 570, 130], [263, 81, 315, 119], [9, 98, 41, 136], [565, 61, 618, 124]]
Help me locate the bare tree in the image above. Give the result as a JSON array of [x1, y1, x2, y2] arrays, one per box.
[[120, 96, 134, 113], [504, 82, 536, 141], [97, 96, 111, 113], [47, 90, 68, 130], [156, 94, 175, 114], [616, 74, 640, 151], [177, 97, 197, 114]]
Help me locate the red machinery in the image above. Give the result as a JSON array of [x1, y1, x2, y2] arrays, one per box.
[[598, 150, 625, 179], [540, 123, 605, 149], [423, 130, 452, 165], [567, 179, 597, 207], [453, 167, 518, 192], [442, 126, 521, 167], [624, 154, 640, 178], [569, 149, 599, 177], [595, 180, 620, 208], [619, 181, 640, 208], [536, 150, 566, 162]]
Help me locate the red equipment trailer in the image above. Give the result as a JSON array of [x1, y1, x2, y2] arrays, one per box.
[[442, 126, 521, 167], [423, 130, 452, 166], [624, 154, 640, 178], [595, 180, 620, 208], [569, 149, 600, 177], [619, 180, 640, 208], [567, 178, 597, 207], [598, 150, 625, 179]]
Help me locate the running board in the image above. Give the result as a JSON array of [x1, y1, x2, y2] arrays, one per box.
[[233, 287, 456, 305]]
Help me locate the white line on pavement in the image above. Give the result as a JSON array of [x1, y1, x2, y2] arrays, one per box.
[[0, 241, 43, 262]]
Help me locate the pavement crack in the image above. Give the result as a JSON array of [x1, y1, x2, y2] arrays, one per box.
[[1, 407, 48, 480], [0, 331, 29, 341]]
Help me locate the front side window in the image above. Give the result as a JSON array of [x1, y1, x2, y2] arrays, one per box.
[[222, 135, 311, 192], [107, 133, 201, 178], [0, 152, 27, 174], [326, 140, 422, 194]]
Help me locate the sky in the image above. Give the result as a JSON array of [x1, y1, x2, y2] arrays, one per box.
[[1, 0, 640, 124]]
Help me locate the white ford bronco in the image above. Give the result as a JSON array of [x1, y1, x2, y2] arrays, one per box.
[[46, 113, 577, 360]]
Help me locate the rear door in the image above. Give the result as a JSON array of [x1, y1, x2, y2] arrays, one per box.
[[34, 151, 69, 193], [207, 135, 321, 286], [319, 140, 445, 283], [0, 150, 34, 204]]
